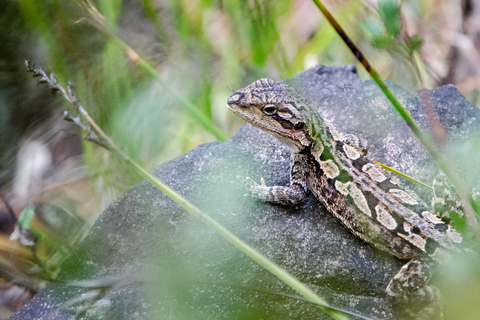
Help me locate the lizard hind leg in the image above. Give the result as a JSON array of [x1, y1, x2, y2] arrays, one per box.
[[432, 172, 469, 237], [432, 172, 464, 221], [386, 258, 443, 319]]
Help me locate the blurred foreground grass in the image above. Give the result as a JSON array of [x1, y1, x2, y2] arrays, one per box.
[[0, 0, 479, 318]]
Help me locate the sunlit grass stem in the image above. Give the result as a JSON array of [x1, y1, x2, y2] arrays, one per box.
[[311, 0, 478, 230]]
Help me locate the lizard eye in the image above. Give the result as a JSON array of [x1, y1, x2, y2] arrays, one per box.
[[262, 104, 278, 115]]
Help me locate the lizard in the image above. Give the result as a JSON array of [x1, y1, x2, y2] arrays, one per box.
[[226, 77, 464, 316]]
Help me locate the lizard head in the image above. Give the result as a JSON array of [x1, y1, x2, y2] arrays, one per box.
[[227, 78, 312, 152]]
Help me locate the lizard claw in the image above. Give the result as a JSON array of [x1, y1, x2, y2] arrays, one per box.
[[238, 176, 269, 199]]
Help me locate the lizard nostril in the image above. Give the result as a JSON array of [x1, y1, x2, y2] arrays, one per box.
[[227, 93, 244, 105], [294, 122, 304, 130]]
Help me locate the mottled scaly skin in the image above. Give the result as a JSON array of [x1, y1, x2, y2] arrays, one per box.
[[227, 78, 463, 316]]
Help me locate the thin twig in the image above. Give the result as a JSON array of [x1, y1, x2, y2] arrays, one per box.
[[26, 62, 349, 320]]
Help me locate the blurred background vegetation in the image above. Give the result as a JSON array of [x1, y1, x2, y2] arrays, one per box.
[[0, 0, 479, 318]]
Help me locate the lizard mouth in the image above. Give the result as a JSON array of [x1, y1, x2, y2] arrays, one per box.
[[226, 102, 273, 130], [226, 102, 254, 122], [227, 102, 311, 151]]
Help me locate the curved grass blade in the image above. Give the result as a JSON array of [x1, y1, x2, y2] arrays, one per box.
[[211, 282, 377, 320]]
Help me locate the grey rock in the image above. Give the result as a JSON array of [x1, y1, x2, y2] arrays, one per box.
[[9, 65, 480, 320]]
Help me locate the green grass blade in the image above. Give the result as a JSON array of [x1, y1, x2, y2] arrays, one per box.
[[372, 160, 432, 189]]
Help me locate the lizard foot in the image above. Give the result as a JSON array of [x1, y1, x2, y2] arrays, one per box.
[[238, 176, 306, 206]]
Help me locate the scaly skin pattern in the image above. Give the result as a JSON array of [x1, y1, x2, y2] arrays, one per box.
[[227, 78, 463, 313]]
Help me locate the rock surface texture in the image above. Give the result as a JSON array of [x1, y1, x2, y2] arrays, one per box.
[[9, 65, 480, 320]]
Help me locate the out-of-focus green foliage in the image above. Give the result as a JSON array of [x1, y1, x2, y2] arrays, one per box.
[[379, 0, 401, 38], [1, 0, 480, 318]]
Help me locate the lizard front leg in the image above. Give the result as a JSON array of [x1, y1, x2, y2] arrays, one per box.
[[244, 153, 309, 206]]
